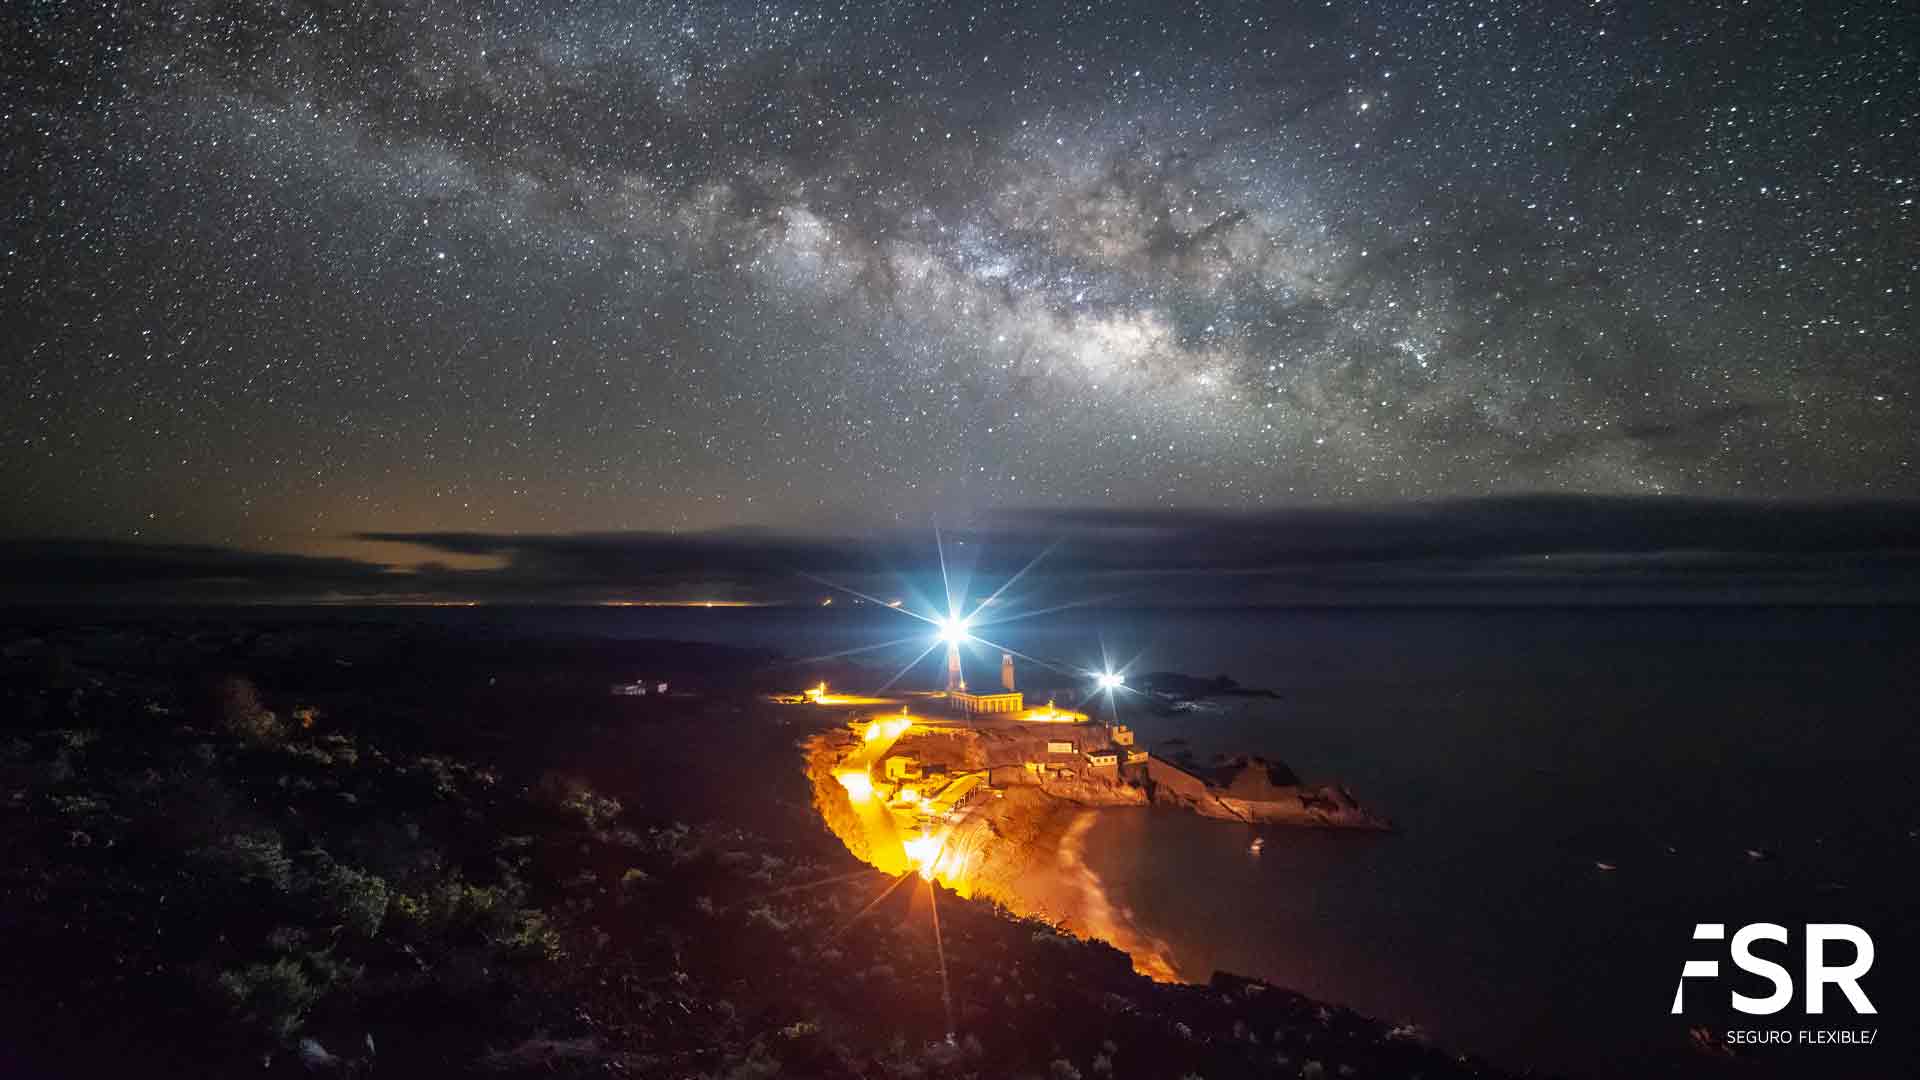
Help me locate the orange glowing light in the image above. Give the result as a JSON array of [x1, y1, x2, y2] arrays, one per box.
[[861, 716, 913, 742], [902, 831, 944, 879], [837, 771, 874, 802]]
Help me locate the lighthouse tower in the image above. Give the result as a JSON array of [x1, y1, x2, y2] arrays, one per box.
[[1001, 651, 1016, 691], [945, 640, 964, 693]]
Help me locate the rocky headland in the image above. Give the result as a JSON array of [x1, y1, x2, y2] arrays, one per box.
[[1148, 753, 1390, 828], [805, 709, 1391, 984]]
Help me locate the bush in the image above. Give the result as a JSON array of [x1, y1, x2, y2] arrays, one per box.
[[499, 909, 565, 962], [389, 872, 544, 951], [534, 772, 623, 830], [298, 852, 390, 939], [193, 832, 293, 892], [217, 957, 324, 1043], [212, 675, 286, 744]]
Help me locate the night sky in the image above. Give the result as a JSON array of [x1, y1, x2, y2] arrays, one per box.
[[2, 1, 1915, 585]]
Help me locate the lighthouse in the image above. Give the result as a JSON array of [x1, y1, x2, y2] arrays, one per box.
[[946, 640, 964, 693], [1001, 651, 1016, 691]]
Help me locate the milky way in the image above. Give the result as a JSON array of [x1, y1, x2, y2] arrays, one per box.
[[2, 1, 1914, 560]]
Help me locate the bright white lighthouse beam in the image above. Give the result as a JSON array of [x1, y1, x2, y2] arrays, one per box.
[[936, 615, 971, 645]]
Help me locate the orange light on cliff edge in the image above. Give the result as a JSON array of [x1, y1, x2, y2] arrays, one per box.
[[903, 831, 944, 880], [862, 716, 913, 742], [837, 771, 874, 802]]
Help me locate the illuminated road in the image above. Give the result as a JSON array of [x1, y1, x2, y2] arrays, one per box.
[[833, 716, 915, 876], [829, 714, 990, 887]]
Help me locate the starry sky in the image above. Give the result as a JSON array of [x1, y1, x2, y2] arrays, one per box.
[[2, 1, 1915, 578]]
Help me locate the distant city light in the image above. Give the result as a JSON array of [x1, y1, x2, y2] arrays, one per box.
[[598, 599, 767, 608]]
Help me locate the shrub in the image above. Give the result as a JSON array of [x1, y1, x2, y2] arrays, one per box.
[[745, 904, 791, 932], [51, 728, 98, 751], [217, 957, 324, 1043], [299, 853, 391, 939], [211, 675, 286, 743], [498, 909, 564, 961], [413, 755, 460, 799], [534, 772, 623, 830], [193, 832, 293, 892], [649, 821, 692, 855], [722, 1048, 782, 1080]]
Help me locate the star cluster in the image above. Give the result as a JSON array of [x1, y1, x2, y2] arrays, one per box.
[[2, 1, 1913, 558]]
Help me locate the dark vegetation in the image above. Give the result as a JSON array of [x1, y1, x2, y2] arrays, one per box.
[[2, 617, 1517, 1078]]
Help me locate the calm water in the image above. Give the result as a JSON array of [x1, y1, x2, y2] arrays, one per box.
[[1067, 608, 1920, 1078], [56, 604, 1920, 1075]]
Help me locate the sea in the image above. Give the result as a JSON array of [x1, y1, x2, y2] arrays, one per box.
[[38, 603, 1919, 1077]]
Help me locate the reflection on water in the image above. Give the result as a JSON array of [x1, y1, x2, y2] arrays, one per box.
[[1046, 811, 1183, 983]]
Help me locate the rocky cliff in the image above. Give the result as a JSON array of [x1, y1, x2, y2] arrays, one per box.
[[806, 723, 1390, 984], [1036, 771, 1149, 806], [1144, 754, 1392, 829]]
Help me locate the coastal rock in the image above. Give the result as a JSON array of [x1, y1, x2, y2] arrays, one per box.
[[1214, 754, 1302, 795], [1038, 773, 1149, 807], [1142, 755, 1390, 830]]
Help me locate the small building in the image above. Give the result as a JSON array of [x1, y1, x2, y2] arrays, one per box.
[[885, 755, 922, 781], [1085, 747, 1120, 781], [610, 681, 651, 696], [1046, 740, 1076, 755], [1112, 725, 1135, 746], [951, 689, 1023, 716], [923, 773, 986, 821], [1124, 748, 1149, 765]]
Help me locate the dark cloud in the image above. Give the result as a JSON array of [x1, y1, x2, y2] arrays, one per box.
[[0, 539, 407, 599], [6, 498, 1916, 604], [344, 497, 1920, 604]]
